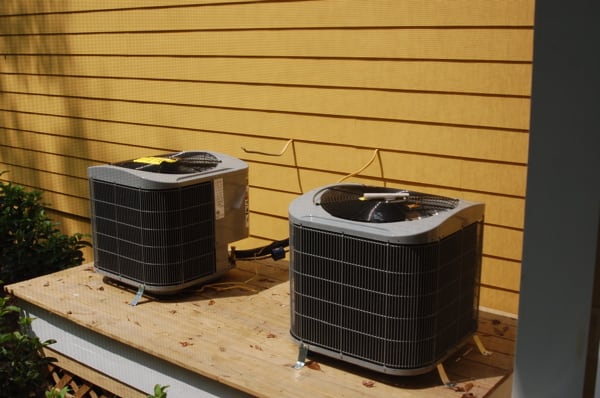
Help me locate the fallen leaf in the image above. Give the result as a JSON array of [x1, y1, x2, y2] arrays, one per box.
[[464, 382, 474, 392], [208, 299, 216, 306], [306, 360, 321, 371], [43, 281, 50, 287], [219, 346, 226, 352], [461, 393, 476, 398], [266, 333, 277, 338], [362, 380, 375, 388], [179, 341, 193, 347]]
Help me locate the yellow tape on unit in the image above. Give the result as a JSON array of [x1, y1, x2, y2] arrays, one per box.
[[133, 157, 178, 165]]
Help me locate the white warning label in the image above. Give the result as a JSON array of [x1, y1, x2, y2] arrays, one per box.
[[214, 178, 225, 220]]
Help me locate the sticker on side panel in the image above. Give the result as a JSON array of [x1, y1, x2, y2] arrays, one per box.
[[214, 178, 225, 220]]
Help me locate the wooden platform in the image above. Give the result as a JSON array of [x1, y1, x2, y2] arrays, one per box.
[[5, 261, 516, 397]]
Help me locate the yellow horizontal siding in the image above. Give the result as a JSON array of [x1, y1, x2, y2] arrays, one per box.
[[2, 56, 533, 96], [482, 257, 521, 292], [1, 29, 533, 61], [0, 0, 534, 315], [0, 108, 530, 164], [0, 74, 531, 129], [0, 0, 535, 30], [0, 164, 89, 217]]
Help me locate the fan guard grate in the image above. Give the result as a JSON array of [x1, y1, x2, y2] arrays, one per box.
[[316, 184, 459, 223], [115, 151, 221, 174]]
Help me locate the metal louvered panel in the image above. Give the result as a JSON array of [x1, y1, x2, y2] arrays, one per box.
[[91, 180, 216, 287], [289, 221, 483, 375]]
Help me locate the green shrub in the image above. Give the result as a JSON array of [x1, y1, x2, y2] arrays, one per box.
[[45, 386, 71, 398], [0, 294, 57, 397], [148, 384, 169, 398], [0, 173, 90, 287]]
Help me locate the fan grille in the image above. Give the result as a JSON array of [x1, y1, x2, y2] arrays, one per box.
[[317, 184, 459, 223]]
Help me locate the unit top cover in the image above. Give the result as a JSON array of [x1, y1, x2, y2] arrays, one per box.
[[289, 183, 484, 244], [88, 151, 248, 190]]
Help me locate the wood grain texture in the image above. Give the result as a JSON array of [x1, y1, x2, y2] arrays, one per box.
[[6, 262, 516, 398]]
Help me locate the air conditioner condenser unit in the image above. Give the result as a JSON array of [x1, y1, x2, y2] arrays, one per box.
[[88, 151, 249, 294], [289, 183, 484, 375]]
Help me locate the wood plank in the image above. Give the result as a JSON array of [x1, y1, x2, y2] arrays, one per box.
[[249, 213, 289, 241], [1, 56, 533, 96], [294, 164, 526, 198], [5, 262, 515, 398], [0, 105, 530, 164], [481, 257, 521, 292], [0, 159, 89, 198], [0, 0, 535, 31], [0, 0, 246, 14], [488, 373, 513, 398], [0, 133, 527, 199], [480, 287, 520, 316], [0, 29, 534, 61], [483, 225, 523, 261], [0, 74, 531, 130], [0, 144, 95, 180]]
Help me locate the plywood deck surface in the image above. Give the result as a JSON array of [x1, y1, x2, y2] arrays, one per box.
[[5, 261, 515, 398]]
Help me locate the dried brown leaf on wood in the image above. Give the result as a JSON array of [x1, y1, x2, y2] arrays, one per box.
[[362, 380, 375, 388], [266, 332, 277, 338], [208, 299, 216, 306], [306, 360, 321, 371], [179, 341, 193, 347]]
